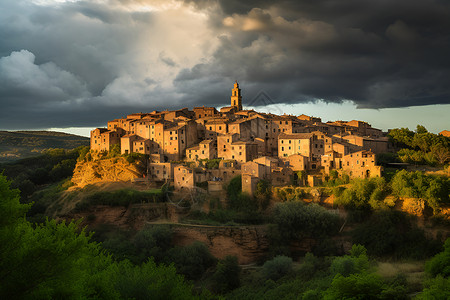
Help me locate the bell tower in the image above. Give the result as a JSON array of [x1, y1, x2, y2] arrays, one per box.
[[230, 80, 242, 111]]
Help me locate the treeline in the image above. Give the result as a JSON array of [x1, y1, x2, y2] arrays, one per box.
[[0, 147, 89, 199], [388, 125, 450, 166], [334, 170, 450, 216]]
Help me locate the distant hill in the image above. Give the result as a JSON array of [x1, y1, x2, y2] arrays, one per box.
[[0, 130, 89, 162]]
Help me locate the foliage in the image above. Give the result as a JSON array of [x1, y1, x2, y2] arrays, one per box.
[[416, 238, 450, 299], [391, 169, 450, 214], [133, 225, 173, 264], [0, 131, 89, 163], [272, 202, 340, 240], [211, 255, 241, 293], [226, 175, 242, 209], [425, 238, 450, 278], [335, 177, 390, 211], [109, 143, 121, 157], [184, 208, 264, 226], [254, 179, 271, 210], [74, 188, 164, 211], [352, 210, 441, 259], [324, 272, 384, 300], [0, 174, 199, 299], [388, 125, 450, 166], [417, 276, 450, 300], [324, 170, 350, 187], [227, 245, 409, 300], [262, 255, 293, 281], [168, 241, 217, 280], [330, 245, 370, 277], [376, 152, 400, 166], [199, 158, 221, 169], [123, 152, 148, 163]]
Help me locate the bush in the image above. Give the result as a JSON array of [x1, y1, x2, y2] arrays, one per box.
[[212, 256, 241, 293], [352, 211, 441, 259], [335, 177, 389, 211], [133, 225, 173, 263], [330, 245, 370, 277], [324, 272, 384, 300], [273, 202, 340, 240], [168, 241, 216, 280], [425, 238, 450, 278], [74, 188, 164, 211], [262, 255, 293, 281]]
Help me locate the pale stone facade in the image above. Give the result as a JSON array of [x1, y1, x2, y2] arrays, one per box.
[[90, 81, 386, 190]]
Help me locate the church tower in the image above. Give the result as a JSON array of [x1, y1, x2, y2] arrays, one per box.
[[230, 80, 243, 111]]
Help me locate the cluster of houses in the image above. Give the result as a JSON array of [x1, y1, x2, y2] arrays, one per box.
[[91, 81, 388, 194]]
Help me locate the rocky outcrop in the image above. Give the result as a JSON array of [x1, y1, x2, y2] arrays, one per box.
[[72, 157, 145, 187]]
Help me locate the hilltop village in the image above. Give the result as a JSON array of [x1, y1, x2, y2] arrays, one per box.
[[90, 81, 389, 194]]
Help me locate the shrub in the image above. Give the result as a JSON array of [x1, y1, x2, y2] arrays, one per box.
[[133, 225, 173, 263], [262, 255, 293, 281], [212, 256, 241, 293], [168, 241, 216, 280], [352, 211, 441, 259], [425, 238, 450, 278], [273, 202, 340, 240]]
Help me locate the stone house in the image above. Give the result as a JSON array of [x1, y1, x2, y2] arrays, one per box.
[[341, 150, 382, 178]]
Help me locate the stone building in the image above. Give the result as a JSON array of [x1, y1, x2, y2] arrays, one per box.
[[341, 150, 382, 178], [89, 80, 387, 192]]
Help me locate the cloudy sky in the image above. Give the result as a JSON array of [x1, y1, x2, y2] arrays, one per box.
[[1, 0, 449, 135]]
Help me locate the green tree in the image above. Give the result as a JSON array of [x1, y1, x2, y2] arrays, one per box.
[[254, 179, 271, 210], [0, 174, 201, 299], [262, 255, 293, 281], [324, 272, 384, 300], [212, 255, 241, 293], [168, 241, 216, 280], [425, 238, 450, 278], [273, 202, 340, 240]]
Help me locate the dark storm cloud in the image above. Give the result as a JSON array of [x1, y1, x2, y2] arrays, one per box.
[[177, 0, 450, 109], [0, 0, 449, 130]]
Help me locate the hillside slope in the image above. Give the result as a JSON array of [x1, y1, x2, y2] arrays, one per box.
[[0, 130, 89, 162]]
